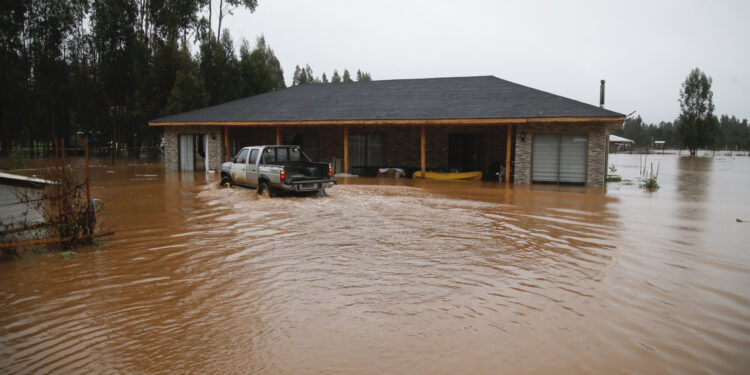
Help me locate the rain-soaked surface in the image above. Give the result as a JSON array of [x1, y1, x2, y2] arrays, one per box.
[[1, 153, 750, 374]]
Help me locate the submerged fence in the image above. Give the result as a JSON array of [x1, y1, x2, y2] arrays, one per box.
[[0, 137, 114, 260]]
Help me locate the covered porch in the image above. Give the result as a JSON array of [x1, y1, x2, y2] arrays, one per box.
[[219, 121, 515, 182]]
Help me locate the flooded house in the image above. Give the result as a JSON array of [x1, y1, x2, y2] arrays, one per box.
[[149, 76, 624, 186]]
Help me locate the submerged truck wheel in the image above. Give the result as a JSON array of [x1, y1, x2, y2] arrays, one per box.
[[220, 176, 232, 188], [258, 181, 277, 198]]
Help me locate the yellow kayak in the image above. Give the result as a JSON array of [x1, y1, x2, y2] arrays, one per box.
[[412, 171, 483, 180]]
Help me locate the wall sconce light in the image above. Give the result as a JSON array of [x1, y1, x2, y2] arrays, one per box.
[[210, 132, 216, 140], [520, 131, 526, 142]]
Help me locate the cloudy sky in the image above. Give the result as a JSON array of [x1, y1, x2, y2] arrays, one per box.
[[221, 0, 749, 124]]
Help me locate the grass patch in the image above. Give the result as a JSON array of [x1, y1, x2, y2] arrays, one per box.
[[606, 174, 622, 183]]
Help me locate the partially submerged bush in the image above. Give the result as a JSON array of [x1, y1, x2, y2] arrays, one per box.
[[640, 177, 659, 190], [639, 162, 660, 191]]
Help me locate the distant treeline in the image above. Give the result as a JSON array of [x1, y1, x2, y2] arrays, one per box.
[[612, 114, 750, 150], [0, 0, 370, 157], [291, 64, 372, 86]]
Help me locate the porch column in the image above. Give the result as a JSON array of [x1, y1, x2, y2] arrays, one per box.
[[420, 125, 426, 178], [275, 126, 281, 145], [223, 126, 230, 161], [343, 126, 349, 173], [505, 124, 512, 183]]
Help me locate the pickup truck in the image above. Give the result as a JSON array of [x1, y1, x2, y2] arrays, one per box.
[[220, 145, 336, 197]]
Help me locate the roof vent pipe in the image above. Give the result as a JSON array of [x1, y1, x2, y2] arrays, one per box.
[[600, 80, 606, 108]]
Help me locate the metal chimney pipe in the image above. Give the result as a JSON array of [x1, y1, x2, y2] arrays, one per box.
[[600, 80, 606, 108]]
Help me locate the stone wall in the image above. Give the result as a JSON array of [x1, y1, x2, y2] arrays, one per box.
[[512, 122, 610, 186], [163, 126, 225, 172]]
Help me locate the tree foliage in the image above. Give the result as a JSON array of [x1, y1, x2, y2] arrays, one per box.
[[678, 67, 716, 156], [356, 69, 371, 82], [612, 115, 749, 151], [331, 70, 341, 83], [291, 66, 372, 86], [0, 0, 293, 156]]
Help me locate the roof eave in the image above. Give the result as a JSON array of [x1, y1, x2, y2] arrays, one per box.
[[149, 116, 626, 127]]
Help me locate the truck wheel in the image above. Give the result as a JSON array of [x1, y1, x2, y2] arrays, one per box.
[[317, 189, 327, 197], [220, 176, 232, 188], [258, 181, 277, 198]]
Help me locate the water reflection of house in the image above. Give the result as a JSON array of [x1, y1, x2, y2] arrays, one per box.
[[149, 76, 625, 186], [609, 134, 634, 153]]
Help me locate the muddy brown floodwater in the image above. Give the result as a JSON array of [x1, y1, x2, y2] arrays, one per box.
[[1, 153, 750, 374]]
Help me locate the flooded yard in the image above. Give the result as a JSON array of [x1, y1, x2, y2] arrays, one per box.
[[1, 153, 749, 374]]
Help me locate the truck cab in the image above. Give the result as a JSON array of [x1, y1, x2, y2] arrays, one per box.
[[220, 145, 336, 197]]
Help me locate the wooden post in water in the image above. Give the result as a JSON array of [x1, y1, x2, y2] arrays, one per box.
[[58, 138, 64, 235], [84, 136, 91, 204], [276, 126, 281, 145], [420, 125, 426, 178], [61, 138, 65, 171], [343, 126, 349, 174], [224, 126, 230, 161], [505, 125, 512, 183], [53, 138, 59, 170]]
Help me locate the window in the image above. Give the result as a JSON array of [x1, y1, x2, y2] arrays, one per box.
[[234, 149, 249, 164], [248, 149, 258, 164], [262, 148, 275, 163], [349, 133, 384, 166]]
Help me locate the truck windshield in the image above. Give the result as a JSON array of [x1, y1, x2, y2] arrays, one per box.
[[262, 147, 310, 163]]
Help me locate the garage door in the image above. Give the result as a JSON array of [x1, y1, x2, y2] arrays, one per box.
[[532, 134, 587, 184]]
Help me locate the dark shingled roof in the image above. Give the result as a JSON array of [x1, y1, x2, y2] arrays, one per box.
[[150, 75, 623, 124]]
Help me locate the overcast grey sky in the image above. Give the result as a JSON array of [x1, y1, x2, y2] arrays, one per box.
[[220, 0, 749, 124]]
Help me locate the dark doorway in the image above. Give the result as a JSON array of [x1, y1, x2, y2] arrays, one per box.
[[449, 133, 484, 171], [291, 133, 319, 160]]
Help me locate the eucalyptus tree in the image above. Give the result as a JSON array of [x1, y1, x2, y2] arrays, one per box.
[[237, 35, 284, 96], [331, 70, 341, 83], [199, 30, 238, 105], [356, 69, 371, 82], [678, 67, 716, 156], [165, 42, 208, 115], [0, 0, 28, 154]]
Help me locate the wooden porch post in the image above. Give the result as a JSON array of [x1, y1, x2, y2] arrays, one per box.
[[223, 126, 230, 161], [505, 124, 512, 183], [275, 126, 281, 145], [420, 125, 426, 178], [343, 126, 349, 173]]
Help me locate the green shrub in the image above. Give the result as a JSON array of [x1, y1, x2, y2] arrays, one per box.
[[640, 177, 659, 190], [10, 149, 28, 168]]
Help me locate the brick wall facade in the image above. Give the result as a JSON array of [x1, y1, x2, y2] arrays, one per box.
[[512, 122, 610, 187]]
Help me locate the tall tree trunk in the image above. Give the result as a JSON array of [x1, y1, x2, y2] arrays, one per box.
[[217, 0, 223, 40]]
